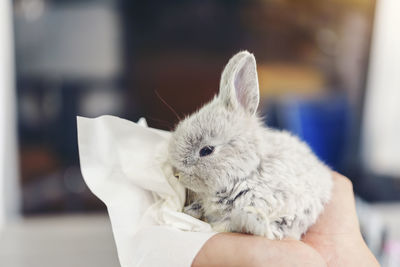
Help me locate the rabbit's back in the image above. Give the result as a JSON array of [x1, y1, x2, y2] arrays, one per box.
[[205, 129, 332, 239]]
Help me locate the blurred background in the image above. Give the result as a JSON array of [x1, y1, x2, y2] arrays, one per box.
[[1, 0, 400, 266]]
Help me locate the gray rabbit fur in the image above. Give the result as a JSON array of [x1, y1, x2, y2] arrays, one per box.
[[168, 51, 332, 240]]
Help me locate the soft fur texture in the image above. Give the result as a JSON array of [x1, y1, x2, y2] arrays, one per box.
[[168, 51, 332, 240]]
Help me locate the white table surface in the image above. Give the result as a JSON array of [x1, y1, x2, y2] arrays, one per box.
[[0, 214, 119, 267], [0, 204, 398, 267]]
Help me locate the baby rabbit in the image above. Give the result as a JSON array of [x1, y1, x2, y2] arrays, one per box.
[[168, 51, 332, 240]]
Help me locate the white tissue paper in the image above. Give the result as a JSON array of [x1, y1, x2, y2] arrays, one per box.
[[77, 115, 216, 267]]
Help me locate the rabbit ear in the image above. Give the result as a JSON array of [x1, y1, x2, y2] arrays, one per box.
[[219, 51, 260, 115]]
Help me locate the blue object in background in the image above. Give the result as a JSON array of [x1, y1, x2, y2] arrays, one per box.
[[274, 94, 350, 170]]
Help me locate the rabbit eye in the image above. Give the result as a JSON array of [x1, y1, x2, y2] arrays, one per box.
[[199, 146, 215, 157]]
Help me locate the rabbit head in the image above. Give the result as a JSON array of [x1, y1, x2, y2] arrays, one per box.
[[168, 51, 264, 194]]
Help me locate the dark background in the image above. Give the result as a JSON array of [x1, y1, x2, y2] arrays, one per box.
[[14, 0, 398, 215]]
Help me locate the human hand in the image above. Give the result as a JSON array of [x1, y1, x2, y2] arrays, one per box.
[[192, 231, 326, 267], [192, 172, 380, 267], [301, 172, 380, 267]]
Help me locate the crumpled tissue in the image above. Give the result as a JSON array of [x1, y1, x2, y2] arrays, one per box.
[[77, 115, 215, 267]]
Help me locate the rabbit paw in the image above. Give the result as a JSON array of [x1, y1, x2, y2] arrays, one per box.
[[228, 206, 269, 237], [183, 201, 204, 219], [228, 206, 292, 239]]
